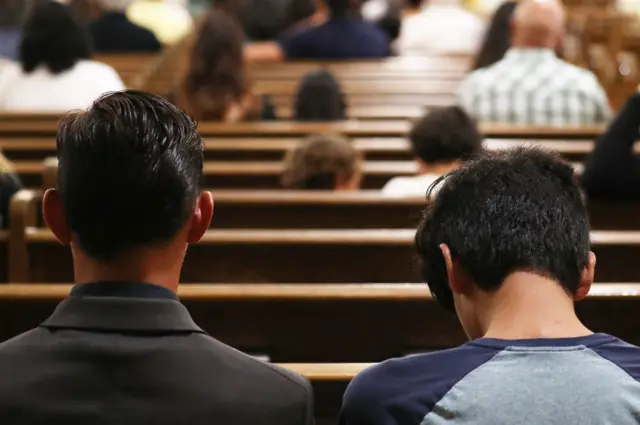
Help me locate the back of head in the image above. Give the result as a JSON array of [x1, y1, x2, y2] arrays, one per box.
[[327, 0, 352, 16], [177, 9, 246, 120], [415, 148, 590, 311], [55, 91, 203, 261], [281, 134, 360, 190], [294, 69, 346, 121], [19, 0, 91, 74], [511, 0, 565, 49], [473, 1, 517, 69], [95, 0, 135, 12], [409, 106, 482, 165]]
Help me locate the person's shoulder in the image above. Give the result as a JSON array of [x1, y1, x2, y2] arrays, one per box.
[[556, 60, 603, 90], [382, 174, 440, 197], [589, 335, 640, 382], [75, 60, 125, 90], [191, 332, 311, 393], [342, 344, 500, 421]]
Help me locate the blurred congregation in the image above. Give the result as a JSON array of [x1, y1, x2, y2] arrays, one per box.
[[2, 0, 640, 424]]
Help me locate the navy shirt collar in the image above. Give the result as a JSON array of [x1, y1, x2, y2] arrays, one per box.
[[70, 282, 178, 301]]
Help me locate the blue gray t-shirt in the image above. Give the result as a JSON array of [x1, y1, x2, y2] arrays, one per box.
[[340, 334, 640, 425]]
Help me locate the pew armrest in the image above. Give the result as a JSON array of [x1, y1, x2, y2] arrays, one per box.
[[9, 189, 42, 282]]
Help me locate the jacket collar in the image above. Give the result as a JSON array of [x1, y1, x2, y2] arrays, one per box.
[[40, 296, 206, 334]]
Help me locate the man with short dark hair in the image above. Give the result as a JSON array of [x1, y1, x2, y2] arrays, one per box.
[[382, 106, 482, 196], [341, 148, 640, 425], [0, 91, 313, 425], [278, 0, 390, 59]]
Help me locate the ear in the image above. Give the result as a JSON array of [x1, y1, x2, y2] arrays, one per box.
[[439, 243, 468, 295], [42, 189, 71, 245], [187, 191, 214, 244], [574, 251, 595, 301]]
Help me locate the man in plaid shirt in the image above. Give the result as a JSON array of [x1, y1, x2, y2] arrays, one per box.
[[456, 0, 611, 126]]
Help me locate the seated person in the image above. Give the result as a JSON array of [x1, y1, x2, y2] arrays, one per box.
[[172, 9, 274, 121], [472, 1, 517, 70], [90, 0, 162, 53], [128, 0, 193, 45], [0, 1, 125, 112], [0, 91, 313, 424], [397, 0, 486, 56], [340, 147, 640, 425], [456, 0, 610, 126], [294, 69, 346, 121], [582, 92, 640, 200], [281, 134, 361, 190], [278, 0, 390, 59], [382, 106, 482, 196], [0, 151, 22, 228]]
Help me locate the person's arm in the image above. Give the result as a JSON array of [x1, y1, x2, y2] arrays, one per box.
[[582, 92, 640, 200]]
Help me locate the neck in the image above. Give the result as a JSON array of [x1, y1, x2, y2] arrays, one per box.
[[70, 244, 186, 294], [418, 160, 461, 176], [478, 272, 592, 339]]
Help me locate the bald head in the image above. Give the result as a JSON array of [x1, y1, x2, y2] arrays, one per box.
[[511, 0, 566, 49]]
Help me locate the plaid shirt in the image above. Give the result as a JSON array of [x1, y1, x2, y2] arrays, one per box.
[[456, 48, 611, 126]]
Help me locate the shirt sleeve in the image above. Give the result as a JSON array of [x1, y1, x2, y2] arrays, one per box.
[[590, 77, 612, 123], [582, 92, 640, 199]]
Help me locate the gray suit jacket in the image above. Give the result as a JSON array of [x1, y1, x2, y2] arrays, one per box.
[[0, 292, 313, 425]]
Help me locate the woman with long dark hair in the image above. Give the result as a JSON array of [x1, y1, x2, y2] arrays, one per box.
[[173, 9, 272, 121], [472, 1, 517, 70]]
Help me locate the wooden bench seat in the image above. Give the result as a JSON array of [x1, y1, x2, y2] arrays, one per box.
[[8, 227, 640, 283], [0, 137, 620, 163], [0, 118, 608, 139], [0, 283, 637, 361]]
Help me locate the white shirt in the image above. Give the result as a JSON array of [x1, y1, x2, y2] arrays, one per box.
[[382, 174, 442, 197], [397, 0, 486, 55], [456, 48, 611, 126], [0, 60, 125, 112]]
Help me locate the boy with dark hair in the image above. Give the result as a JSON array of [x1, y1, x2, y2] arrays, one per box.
[[382, 106, 482, 196], [0, 90, 313, 425], [341, 148, 640, 425]]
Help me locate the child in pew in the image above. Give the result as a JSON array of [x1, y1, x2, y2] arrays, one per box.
[[281, 133, 362, 190], [294, 69, 346, 121], [382, 106, 482, 197], [341, 148, 640, 425]]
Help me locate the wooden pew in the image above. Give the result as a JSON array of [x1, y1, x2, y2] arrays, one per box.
[[0, 118, 608, 139], [94, 53, 159, 89], [7, 222, 640, 282], [0, 137, 623, 163], [1, 282, 638, 423], [0, 283, 637, 361]]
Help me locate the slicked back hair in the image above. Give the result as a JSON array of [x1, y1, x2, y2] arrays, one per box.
[[415, 148, 590, 311], [56, 91, 203, 261]]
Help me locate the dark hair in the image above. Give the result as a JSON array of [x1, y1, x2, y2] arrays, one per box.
[[415, 148, 590, 311], [281, 134, 359, 189], [406, 0, 423, 7], [410, 106, 482, 164], [374, 0, 402, 41], [285, 0, 317, 29], [295, 69, 347, 121], [19, 1, 91, 74], [175, 9, 253, 121], [473, 1, 517, 70], [327, 0, 351, 16], [56, 90, 203, 261]]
